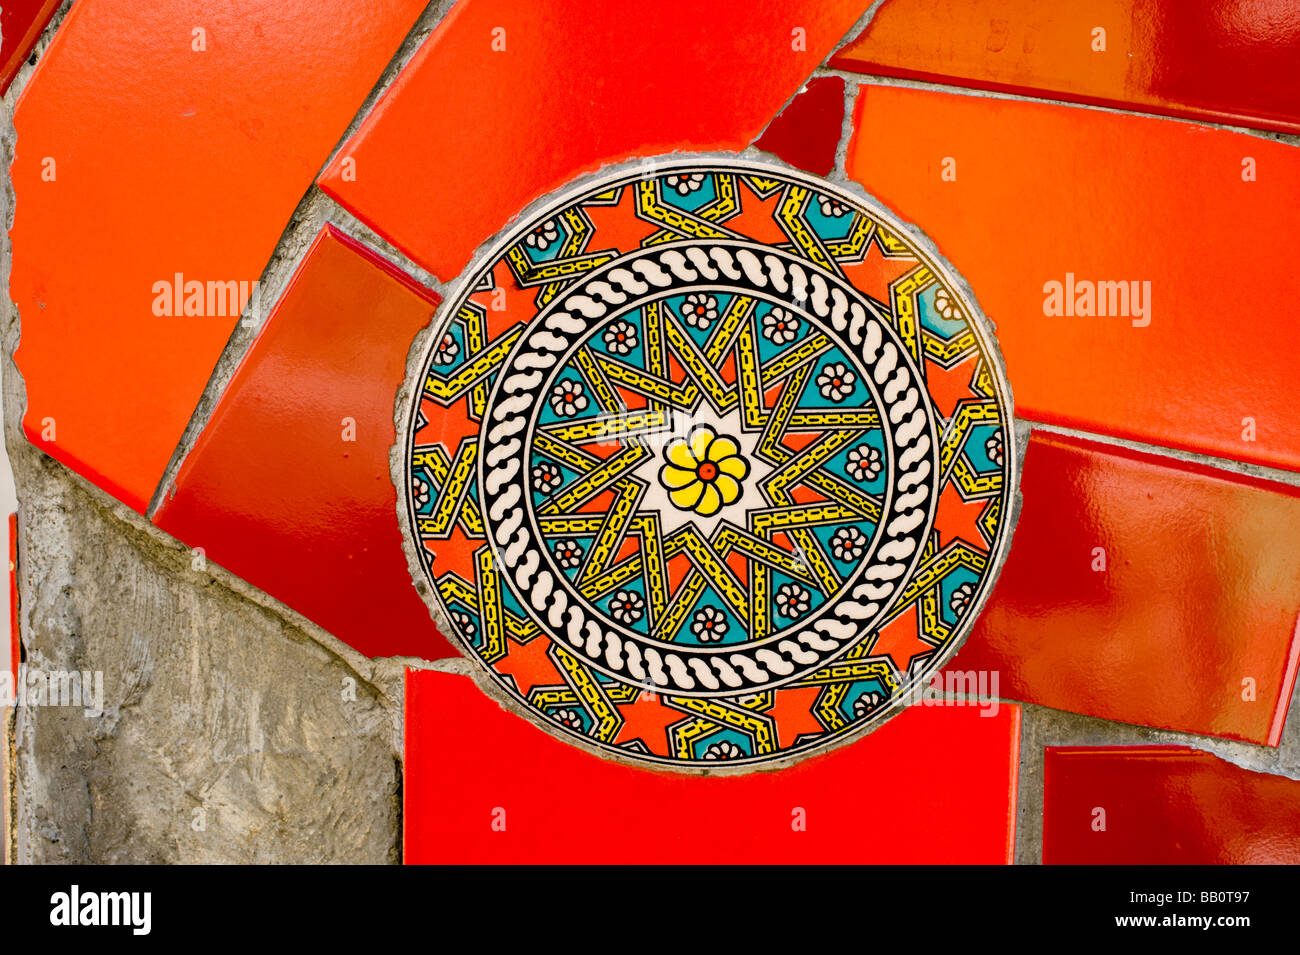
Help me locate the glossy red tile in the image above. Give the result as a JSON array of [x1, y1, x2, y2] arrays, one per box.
[[754, 75, 846, 176], [832, 0, 1300, 135], [953, 430, 1300, 746], [318, 0, 872, 279], [847, 84, 1300, 474], [10, 0, 429, 512], [0, 0, 61, 95], [1044, 746, 1300, 864], [404, 669, 1021, 864], [153, 227, 453, 661]]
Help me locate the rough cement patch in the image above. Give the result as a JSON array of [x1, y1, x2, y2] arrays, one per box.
[[9, 458, 402, 863]]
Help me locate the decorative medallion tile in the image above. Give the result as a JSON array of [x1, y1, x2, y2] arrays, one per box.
[[399, 159, 1019, 770]]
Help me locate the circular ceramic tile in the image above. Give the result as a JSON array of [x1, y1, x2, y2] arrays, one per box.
[[401, 158, 1018, 770]]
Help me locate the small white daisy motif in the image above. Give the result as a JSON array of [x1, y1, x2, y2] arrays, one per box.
[[552, 708, 584, 730], [816, 362, 856, 402], [665, 173, 706, 196], [690, 606, 729, 642], [986, 430, 1004, 467], [552, 539, 584, 569], [432, 332, 459, 366], [818, 195, 850, 218], [852, 691, 883, 719], [413, 477, 431, 509], [548, 380, 588, 417], [949, 581, 976, 617], [525, 219, 559, 252], [703, 740, 744, 761], [602, 319, 638, 355], [775, 583, 811, 619], [608, 590, 645, 625], [450, 609, 476, 637], [933, 286, 963, 322], [680, 293, 718, 329], [531, 461, 562, 494], [761, 307, 800, 345], [845, 445, 882, 483], [830, 526, 868, 563]]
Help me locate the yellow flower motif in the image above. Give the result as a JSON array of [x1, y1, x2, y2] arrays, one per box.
[[658, 426, 749, 517]]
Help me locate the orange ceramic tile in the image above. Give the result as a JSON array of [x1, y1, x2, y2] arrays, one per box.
[[318, 0, 872, 279], [847, 84, 1300, 474], [404, 669, 1021, 864], [0, 0, 62, 95], [953, 431, 1300, 746], [153, 227, 453, 661], [1044, 746, 1300, 864], [10, 0, 428, 513], [832, 0, 1300, 135]]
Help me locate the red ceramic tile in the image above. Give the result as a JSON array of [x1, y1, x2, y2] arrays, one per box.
[[0, 0, 61, 94], [10, 0, 429, 513], [953, 430, 1300, 746], [832, 0, 1300, 135], [847, 84, 1300, 474], [1044, 746, 1300, 864], [153, 227, 453, 661], [318, 0, 872, 279], [754, 75, 846, 176], [404, 669, 1021, 864]]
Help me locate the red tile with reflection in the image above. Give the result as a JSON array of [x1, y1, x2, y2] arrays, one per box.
[[953, 431, 1300, 746], [1044, 746, 1300, 864], [848, 83, 1300, 474]]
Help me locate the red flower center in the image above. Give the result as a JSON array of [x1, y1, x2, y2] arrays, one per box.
[[697, 461, 719, 482]]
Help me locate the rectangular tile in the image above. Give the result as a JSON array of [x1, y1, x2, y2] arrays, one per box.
[[404, 668, 1021, 864], [10, 0, 429, 512], [1044, 746, 1300, 864], [833, 0, 1300, 134], [847, 83, 1300, 474], [318, 0, 872, 279], [953, 430, 1300, 745], [154, 227, 453, 661]]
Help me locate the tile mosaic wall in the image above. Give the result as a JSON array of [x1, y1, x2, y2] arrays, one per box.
[[6, 0, 1299, 863]]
